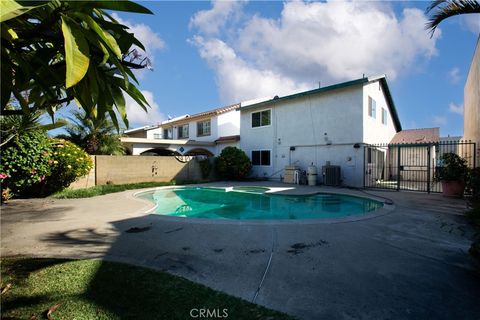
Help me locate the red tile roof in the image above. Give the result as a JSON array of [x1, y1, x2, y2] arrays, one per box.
[[215, 135, 240, 144], [390, 128, 439, 144], [163, 103, 240, 126]]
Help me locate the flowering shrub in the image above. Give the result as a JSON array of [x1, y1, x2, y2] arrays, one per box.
[[216, 147, 251, 180], [0, 131, 53, 197], [38, 139, 93, 195]]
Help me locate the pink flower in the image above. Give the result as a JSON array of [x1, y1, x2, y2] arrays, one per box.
[[31, 169, 36, 175], [0, 173, 8, 180], [39, 175, 46, 182], [48, 160, 54, 164]]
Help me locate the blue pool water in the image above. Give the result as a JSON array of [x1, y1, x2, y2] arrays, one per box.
[[137, 187, 383, 220]]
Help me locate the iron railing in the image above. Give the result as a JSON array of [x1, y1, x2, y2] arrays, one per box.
[[363, 140, 476, 193]]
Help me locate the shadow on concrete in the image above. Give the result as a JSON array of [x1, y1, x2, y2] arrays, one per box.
[[1, 200, 73, 223]]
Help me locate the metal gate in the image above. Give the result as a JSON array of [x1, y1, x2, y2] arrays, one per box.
[[364, 141, 476, 193]]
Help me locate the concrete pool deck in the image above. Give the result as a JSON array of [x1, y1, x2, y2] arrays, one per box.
[[1, 182, 480, 319]]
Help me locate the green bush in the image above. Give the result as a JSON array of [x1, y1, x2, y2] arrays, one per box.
[[435, 153, 468, 182], [0, 130, 53, 197], [216, 147, 251, 180], [467, 167, 480, 198], [38, 139, 94, 195]]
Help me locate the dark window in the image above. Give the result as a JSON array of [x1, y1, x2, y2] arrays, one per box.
[[163, 128, 172, 139], [252, 112, 261, 127], [197, 120, 211, 136], [252, 110, 271, 127], [252, 150, 270, 166], [261, 150, 271, 166], [178, 124, 189, 138]]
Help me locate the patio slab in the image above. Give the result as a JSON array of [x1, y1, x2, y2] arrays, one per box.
[[1, 182, 479, 319]]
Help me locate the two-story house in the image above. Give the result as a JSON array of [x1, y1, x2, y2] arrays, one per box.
[[123, 75, 402, 188], [239, 75, 401, 187], [121, 104, 241, 156]]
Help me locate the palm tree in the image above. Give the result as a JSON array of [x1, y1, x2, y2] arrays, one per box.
[[426, 0, 480, 36], [0, 104, 66, 147], [59, 111, 125, 155]]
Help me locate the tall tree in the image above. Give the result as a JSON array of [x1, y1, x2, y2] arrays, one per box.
[[58, 111, 125, 155], [1, 0, 153, 129], [426, 0, 480, 36]]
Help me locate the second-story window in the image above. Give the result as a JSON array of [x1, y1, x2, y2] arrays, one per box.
[[252, 109, 271, 128], [178, 124, 189, 139], [197, 120, 211, 136], [163, 128, 173, 139], [382, 108, 388, 125], [368, 97, 376, 119]]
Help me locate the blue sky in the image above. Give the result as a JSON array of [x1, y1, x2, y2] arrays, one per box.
[[109, 1, 479, 137]]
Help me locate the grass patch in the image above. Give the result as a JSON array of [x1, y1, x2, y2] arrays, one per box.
[[51, 181, 176, 199], [1, 257, 294, 320]]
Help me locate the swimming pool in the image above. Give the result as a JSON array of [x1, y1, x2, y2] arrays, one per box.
[[137, 187, 383, 220]]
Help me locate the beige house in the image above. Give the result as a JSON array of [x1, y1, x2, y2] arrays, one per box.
[[463, 36, 480, 167]]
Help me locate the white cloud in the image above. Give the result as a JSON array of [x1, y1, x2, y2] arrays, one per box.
[[448, 102, 463, 115], [190, 1, 441, 104], [190, 1, 245, 35], [448, 67, 461, 84], [111, 13, 165, 54], [190, 36, 310, 102], [461, 14, 480, 34], [432, 115, 447, 126], [125, 90, 165, 127]]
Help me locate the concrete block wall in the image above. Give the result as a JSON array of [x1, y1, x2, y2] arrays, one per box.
[[69, 156, 205, 189]]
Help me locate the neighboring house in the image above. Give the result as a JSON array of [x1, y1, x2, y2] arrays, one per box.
[[122, 104, 240, 156], [239, 75, 401, 187], [463, 36, 480, 167]]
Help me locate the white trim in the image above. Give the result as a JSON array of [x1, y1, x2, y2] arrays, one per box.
[[251, 108, 272, 129], [251, 149, 272, 167]]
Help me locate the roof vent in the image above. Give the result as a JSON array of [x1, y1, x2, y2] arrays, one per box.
[[273, 95, 279, 100]]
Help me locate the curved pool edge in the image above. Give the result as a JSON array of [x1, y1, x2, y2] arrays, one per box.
[[129, 185, 395, 225]]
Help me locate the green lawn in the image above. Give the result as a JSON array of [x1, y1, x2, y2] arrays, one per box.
[[1, 257, 294, 320], [51, 181, 176, 198]]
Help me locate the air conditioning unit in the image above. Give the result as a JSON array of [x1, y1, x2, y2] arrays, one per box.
[[322, 165, 341, 186]]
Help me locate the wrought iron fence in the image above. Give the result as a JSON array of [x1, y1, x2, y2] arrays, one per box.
[[363, 140, 476, 193]]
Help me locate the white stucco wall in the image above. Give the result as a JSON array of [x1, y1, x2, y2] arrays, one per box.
[[240, 85, 367, 187], [362, 81, 397, 144], [217, 109, 240, 137]]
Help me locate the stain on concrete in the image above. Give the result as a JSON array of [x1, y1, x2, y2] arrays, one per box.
[[288, 240, 329, 255], [125, 226, 151, 233], [213, 248, 224, 253]]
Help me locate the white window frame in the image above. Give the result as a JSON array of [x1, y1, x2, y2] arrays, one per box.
[[381, 107, 387, 125], [251, 108, 272, 128], [251, 149, 272, 167], [368, 97, 376, 119], [197, 119, 211, 137], [178, 124, 189, 139]]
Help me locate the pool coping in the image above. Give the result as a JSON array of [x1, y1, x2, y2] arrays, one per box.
[[129, 185, 395, 225]]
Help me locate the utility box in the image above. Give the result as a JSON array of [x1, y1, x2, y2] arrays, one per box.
[[284, 166, 300, 184], [322, 165, 341, 186]]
